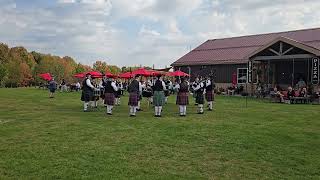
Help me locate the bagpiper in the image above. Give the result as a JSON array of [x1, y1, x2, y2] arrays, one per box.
[[193, 77, 205, 114], [115, 80, 122, 106], [128, 75, 142, 117], [205, 76, 215, 111], [81, 73, 97, 112], [152, 75, 166, 117], [104, 77, 118, 115], [176, 77, 189, 116]]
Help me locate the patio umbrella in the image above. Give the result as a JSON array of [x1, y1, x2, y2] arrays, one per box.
[[119, 72, 133, 79], [86, 71, 103, 78], [167, 70, 190, 77], [131, 68, 152, 76], [147, 70, 161, 76], [39, 73, 52, 81], [73, 73, 85, 78], [105, 71, 117, 78]]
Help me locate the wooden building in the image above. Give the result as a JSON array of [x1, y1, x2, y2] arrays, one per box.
[[171, 28, 320, 92]]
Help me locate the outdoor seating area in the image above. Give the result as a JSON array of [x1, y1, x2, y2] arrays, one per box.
[[269, 85, 320, 104]]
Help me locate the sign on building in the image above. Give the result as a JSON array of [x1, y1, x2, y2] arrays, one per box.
[[248, 61, 253, 83], [312, 57, 319, 85]]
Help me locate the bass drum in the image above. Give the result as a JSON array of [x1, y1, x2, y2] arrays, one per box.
[[142, 90, 153, 98]]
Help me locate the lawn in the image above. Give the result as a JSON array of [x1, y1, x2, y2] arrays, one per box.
[[0, 88, 319, 179]]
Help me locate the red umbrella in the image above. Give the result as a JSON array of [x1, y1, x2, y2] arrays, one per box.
[[232, 72, 237, 86], [167, 70, 190, 77], [87, 71, 103, 78], [131, 68, 152, 76], [39, 73, 52, 81], [105, 71, 116, 78], [119, 72, 133, 79], [149, 70, 164, 76], [73, 73, 85, 78]]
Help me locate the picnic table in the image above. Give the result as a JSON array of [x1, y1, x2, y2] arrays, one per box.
[[290, 96, 311, 104]]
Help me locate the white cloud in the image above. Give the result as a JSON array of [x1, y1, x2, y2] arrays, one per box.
[[57, 0, 76, 3], [1, 0, 320, 68]]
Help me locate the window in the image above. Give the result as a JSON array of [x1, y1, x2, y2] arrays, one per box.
[[237, 68, 248, 84]]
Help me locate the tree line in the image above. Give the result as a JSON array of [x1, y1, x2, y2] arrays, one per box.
[[0, 43, 150, 87]]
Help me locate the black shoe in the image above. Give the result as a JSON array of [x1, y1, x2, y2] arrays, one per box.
[[197, 112, 204, 114], [130, 115, 136, 117], [107, 113, 112, 115]]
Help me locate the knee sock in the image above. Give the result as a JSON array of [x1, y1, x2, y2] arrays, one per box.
[[183, 106, 187, 115], [155, 106, 158, 115], [208, 101, 213, 110], [198, 104, 204, 113], [159, 106, 162, 116], [179, 106, 183, 115], [84, 102, 89, 111], [138, 101, 141, 109]]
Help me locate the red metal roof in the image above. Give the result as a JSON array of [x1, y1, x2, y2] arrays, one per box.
[[171, 27, 320, 66]]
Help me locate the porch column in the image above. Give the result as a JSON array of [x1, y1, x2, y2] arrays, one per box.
[[292, 58, 295, 87]]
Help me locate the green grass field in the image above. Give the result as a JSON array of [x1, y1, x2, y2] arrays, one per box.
[[0, 88, 319, 179]]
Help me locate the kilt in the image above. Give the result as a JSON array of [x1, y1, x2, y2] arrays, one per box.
[[205, 90, 214, 102], [176, 92, 189, 105], [105, 93, 115, 105], [81, 90, 93, 102], [153, 91, 165, 106], [128, 92, 139, 106], [195, 93, 204, 104]]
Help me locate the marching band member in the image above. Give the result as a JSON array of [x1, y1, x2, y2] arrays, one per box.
[[193, 77, 205, 114], [128, 75, 142, 117], [115, 80, 122, 106], [81, 73, 97, 112], [137, 80, 144, 111], [205, 76, 215, 111], [104, 77, 118, 115], [153, 75, 166, 117], [91, 77, 100, 108], [99, 76, 107, 106], [164, 79, 171, 103], [176, 77, 189, 116]]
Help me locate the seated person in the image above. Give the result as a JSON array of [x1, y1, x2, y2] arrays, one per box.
[[274, 87, 284, 103], [287, 86, 295, 104], [299, 87, 307, 98], [227, 85, 236, 95], [287, 86, 295, 98]]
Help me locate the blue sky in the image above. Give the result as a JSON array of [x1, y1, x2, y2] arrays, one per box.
[[0, 0, 319, 68]]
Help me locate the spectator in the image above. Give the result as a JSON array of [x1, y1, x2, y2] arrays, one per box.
[[299, 87, 307, 98], [274, 87, 284, 103], [61, 79, 67, 92], [76, 82, 81, 91], [296, 78, 306, 89], [48, 77, 57, 98], [287, 86, 295, 104]]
